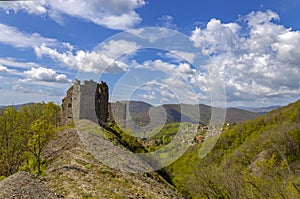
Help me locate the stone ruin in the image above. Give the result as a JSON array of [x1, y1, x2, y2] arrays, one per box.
[[61, 80, 127, 128]]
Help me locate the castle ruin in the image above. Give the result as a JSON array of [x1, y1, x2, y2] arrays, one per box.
[[61, 80, 127, 128]]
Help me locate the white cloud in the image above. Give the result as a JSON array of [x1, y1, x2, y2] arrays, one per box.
[[0, 0, 146, 30], [190, 10, 300, 105], [0, 22, 139, 73], [24, 67, 71, 84], [139, 80, 177, 103], [128, 28, 175, 43], [12, 84, 36, 93], [190, 18, 241, 55], [33, 40, 136, 73], [158, 15, 176, 29], [0, 23, 57, 48], [99, 39, 140, 58], [0, 65, 9, 73], [0, 0, 47, 15], [164, 50, 196, 63], [134, 60, 208, 104], [0, 58, 40, 69]]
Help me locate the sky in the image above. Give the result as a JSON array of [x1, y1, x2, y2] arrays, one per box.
[[0, 0, 299, 107]]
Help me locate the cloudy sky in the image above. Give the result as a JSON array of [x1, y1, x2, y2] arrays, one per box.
[[0, 0, 299, 107]]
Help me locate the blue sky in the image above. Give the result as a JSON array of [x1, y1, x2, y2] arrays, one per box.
[[0, 0, 299, 107]]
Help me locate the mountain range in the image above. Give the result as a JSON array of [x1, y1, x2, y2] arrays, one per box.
[[121, 101, 260, 126]]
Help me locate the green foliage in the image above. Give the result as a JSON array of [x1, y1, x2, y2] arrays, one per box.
[[106, 123, 147, 153], [0, 102, 61, 177], [0, 175, 5, 181], [165, 100, 300, 198]]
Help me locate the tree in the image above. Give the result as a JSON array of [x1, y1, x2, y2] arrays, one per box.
[[27, 119, 55, 174], [0, 107, 24, 176]]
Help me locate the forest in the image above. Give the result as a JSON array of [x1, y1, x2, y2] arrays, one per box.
[[0, 102, 61, 178], [165, 100, 300, 198]]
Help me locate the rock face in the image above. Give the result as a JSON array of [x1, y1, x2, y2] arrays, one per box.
[[0, 171, 58, 199]]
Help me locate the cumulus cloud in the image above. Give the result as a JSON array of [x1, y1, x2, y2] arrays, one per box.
[[99, 39, 140, 58], [138, 80, 177, 103], [190, 10, 300, 105], [136, 59, 201, 86], [190, 18, 241, 55], [0, 23, 57, 48], [24, 67, 71, 84], [0, 65, 9, 73], [0, 0, 145, 30], [0, 22, 138, 73], [34, 39, 140, 73], [134, 60, 208, 104]]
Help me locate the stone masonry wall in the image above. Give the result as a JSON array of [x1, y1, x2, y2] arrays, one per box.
[[62, 79, 127, 128], [95, 81, 109, 126], [61, 86, 74, 126]]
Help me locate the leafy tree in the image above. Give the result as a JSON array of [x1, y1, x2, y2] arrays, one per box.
[[0, 107, 24, 176], [27, 119, 55, 174], [0, 102, 61, 176]]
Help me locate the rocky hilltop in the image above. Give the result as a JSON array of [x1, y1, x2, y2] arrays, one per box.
[[0, 172, 57, 199], [0, 125, 183, 198]]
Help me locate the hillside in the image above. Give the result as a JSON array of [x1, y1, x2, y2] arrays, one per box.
[[0, 101, 184, 198], [0, 125, 184, 198], [165, 100, 300, 198], [237, 105, 282, 114], [1, 100, 298, 198], [40, 125, 183, 198]]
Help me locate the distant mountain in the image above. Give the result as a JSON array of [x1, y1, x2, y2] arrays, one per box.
[[236, 105, 282, 113], [118, 101, 260, 126], [0, 102, 35, 110]]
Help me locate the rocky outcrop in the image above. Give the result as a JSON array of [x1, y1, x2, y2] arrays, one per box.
[[0, 171, 58, 199], [42, 127, 184, 198]]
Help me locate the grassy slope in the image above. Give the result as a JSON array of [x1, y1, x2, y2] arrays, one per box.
[[165, 100, 300, 198]]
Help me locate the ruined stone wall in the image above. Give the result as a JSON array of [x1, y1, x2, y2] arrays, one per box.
[[61, 86, 74, 126], [78, 80, 98, 123], [61, 79, 134, 129], [95, 81, 109, 126], [61, 80, 110, 126]]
